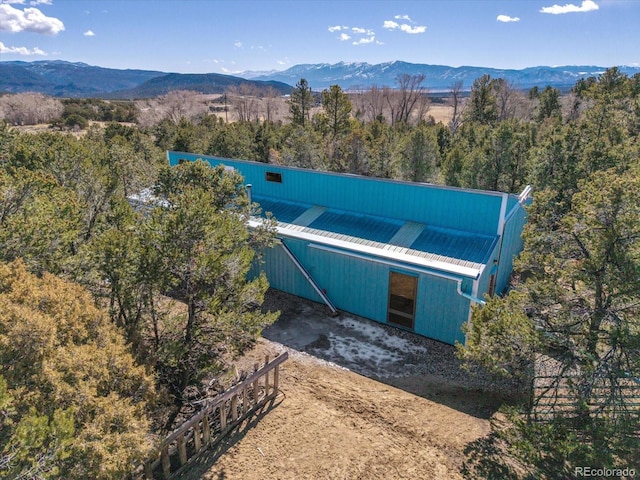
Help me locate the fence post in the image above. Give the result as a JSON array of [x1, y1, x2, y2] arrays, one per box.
[[231, 394, 239, 421], [253, 363, 260, 402], [161, 445, 170, 479], [178, 434, 187, 466], [274, 362, 280, 396], [203, 413, 211, 444], [220, 402, 227, 431], [144, 461, 153, 479], [242, 387, 248, 414], [194, 420, 202, 453], [264, 355, 270, 396]]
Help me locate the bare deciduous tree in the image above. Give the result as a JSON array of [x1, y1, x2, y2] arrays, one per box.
[[352, 84, 386, 123], [0, 93, 63, 125], [135, 90, 209, 127], [228, 83, 262, 123], [164, 90, 209, 124], [386, 74, 429, 126], [262, 86, 281, 124], [494, 78, 518, 121]]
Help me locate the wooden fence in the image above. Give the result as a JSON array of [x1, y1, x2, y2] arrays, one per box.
[[132, 351, 288, 479], [531, 375, 640, 423]]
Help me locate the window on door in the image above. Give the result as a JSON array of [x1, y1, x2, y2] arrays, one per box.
[[387, 271, 418, 330]]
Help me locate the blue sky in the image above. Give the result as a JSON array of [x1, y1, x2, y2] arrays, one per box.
[[1, 0, 638, 74]]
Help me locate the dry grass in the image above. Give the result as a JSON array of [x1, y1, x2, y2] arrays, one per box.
[[428, 104, 454, 124]]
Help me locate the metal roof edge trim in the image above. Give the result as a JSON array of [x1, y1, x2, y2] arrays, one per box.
[[249, 219, 481, 279]]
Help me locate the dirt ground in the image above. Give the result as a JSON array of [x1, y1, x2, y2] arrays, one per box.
[[178, 291, 515, 480]]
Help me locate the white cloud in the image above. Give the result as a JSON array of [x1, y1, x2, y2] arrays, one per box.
[[352, 27, 374, 35], [234, 41, 242, 48], [394, 14, 412, 21], [353, 36, 375, 45], [540, 0, 599, 14], [384, 19, 426, 34], [497, 14, 520, 22], [400, 24, 426, 34], [0, 40, 46, 55], [383, 20, 399, 30], [30, 0, 52, 5], [0, 3, 64, 34], [83, 29, 94, 36], [331, 24, 377, 43]]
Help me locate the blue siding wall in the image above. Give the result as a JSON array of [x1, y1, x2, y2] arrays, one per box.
[[257, 240, 323, 304], [496, 203, 528, 293], [254, 238, 472, 345], [306, 246, 390, 322], [168, 152, 504, 236], [414, 274, 470, 344]]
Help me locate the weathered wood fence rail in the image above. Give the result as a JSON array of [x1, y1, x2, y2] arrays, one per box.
[[532, 375, 640, 422], [132, 351, 288, 479]]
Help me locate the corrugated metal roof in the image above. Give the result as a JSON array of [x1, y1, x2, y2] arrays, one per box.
[[308, 209, 403, 244], [252, 196, 310, 223], [410, 225, 498, 265], [250, 195, 498, 278]]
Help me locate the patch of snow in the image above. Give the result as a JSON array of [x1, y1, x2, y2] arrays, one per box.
[[334, 316, 428, 354], [270, 340, 349, 371], [325, 332, 403, 366]]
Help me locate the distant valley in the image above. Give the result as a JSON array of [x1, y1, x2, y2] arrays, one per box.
[[1, 60, 638, 98]]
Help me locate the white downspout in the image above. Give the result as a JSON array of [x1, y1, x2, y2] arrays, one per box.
[[456, 279, 485, 305]]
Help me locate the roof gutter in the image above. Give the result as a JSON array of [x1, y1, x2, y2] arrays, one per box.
[[248, 219, 482, 279]]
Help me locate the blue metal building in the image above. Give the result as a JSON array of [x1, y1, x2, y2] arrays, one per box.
[[168, 151, 530, 345]]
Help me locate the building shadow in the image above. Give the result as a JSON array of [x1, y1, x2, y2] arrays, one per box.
[[261, 288, 522, 420]]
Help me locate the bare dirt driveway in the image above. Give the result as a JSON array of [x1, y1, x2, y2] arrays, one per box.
[[179, 290, 513, 480]]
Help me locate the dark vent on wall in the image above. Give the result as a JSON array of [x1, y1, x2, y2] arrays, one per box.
[[266, 171, 282, 183]]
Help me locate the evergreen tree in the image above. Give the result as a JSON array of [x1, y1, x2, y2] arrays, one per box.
[[147, 160, 278, 429], [289, 78, 314, 127], [0, 260, 156, 479], [321, 85, 352, 138], [466, 74, 498, 125]]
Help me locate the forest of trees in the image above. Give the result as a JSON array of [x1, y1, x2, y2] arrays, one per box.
[[0, 122, 277, 477], [0, 67, 638, 478]]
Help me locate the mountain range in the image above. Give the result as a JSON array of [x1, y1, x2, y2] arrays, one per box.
[[0, 61, 292, 98], [1, 60, 638, 99], [244, 61, 640, 92]]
